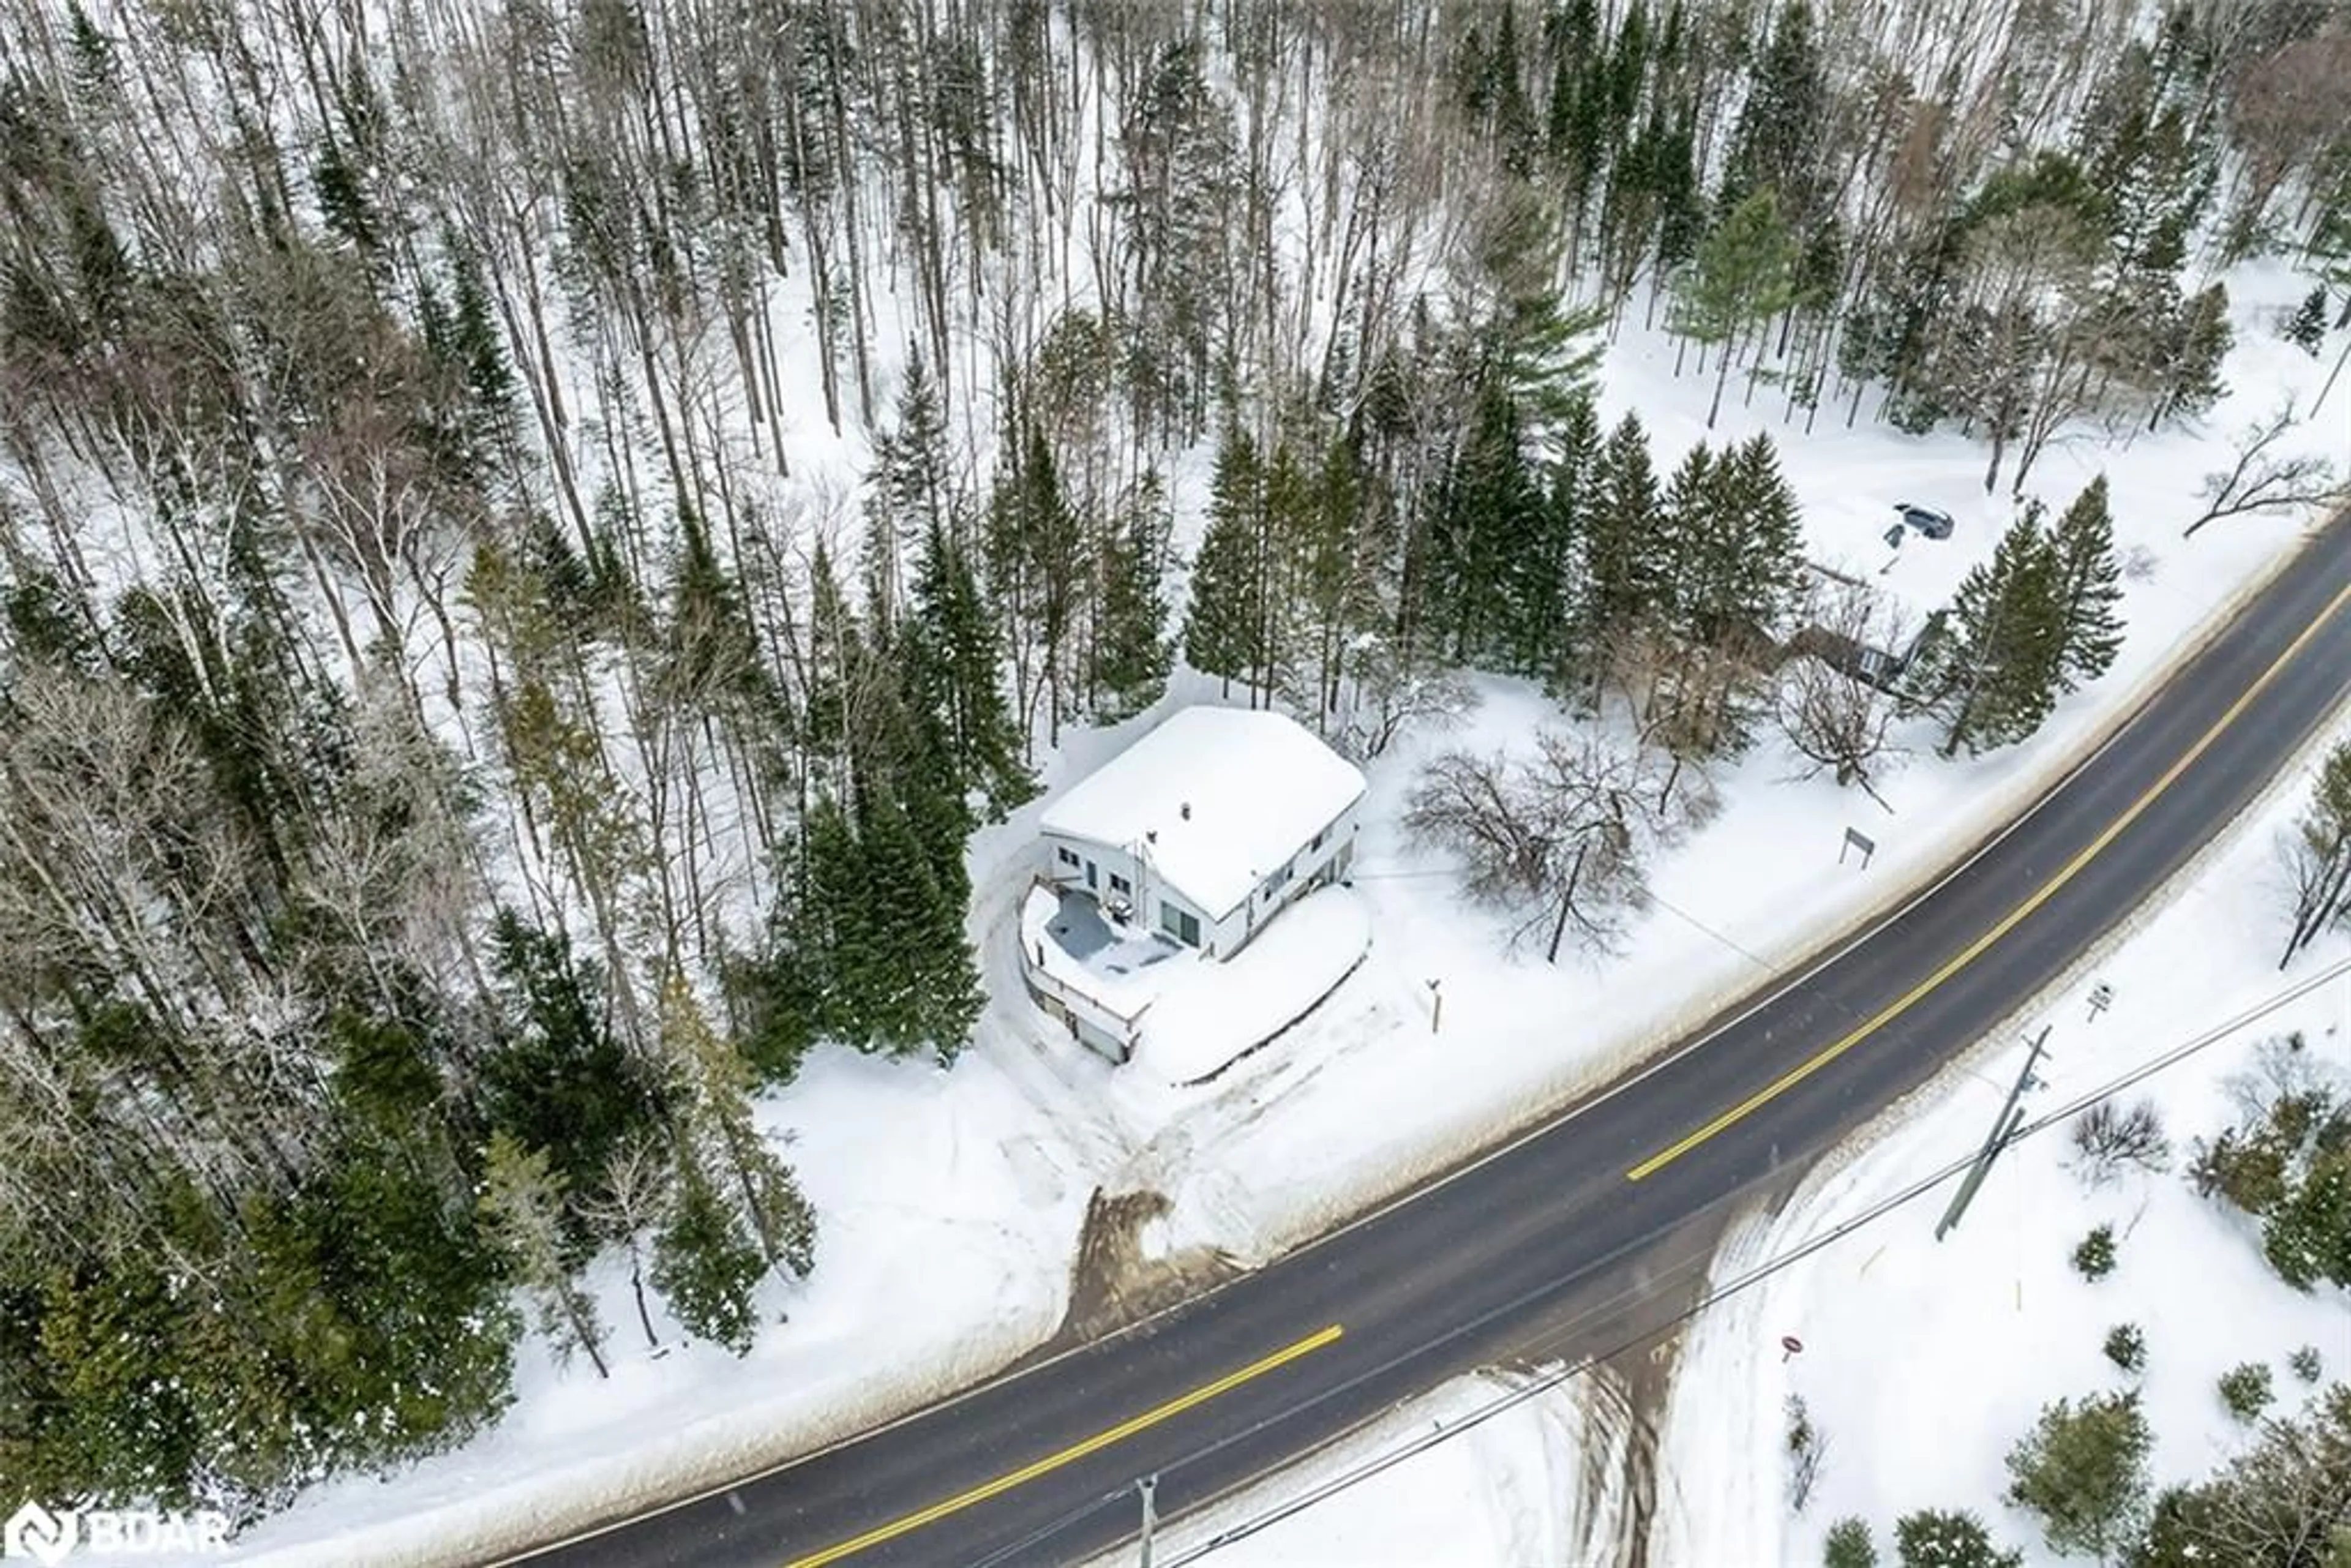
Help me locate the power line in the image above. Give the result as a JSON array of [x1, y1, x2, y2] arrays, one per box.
[[1640, 885, 1780, 975], [1146, 953, 2351, 1566]]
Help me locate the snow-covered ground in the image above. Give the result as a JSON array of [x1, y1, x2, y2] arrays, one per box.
[[1076, 726, 2351, 1568], [212, 260, 2349, 1568], [1081, 1368, 1640, 1568], [1652, 709, 2351, 1567]]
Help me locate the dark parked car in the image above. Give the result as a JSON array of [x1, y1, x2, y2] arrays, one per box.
[[1894, 501, 1955, 539]]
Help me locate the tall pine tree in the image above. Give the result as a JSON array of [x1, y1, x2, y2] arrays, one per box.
[[906, 516, 1033, 815], [1185, 426, 1270, 697], [1577, 412, 1664, 688], [2049, 475, 2125, 692], [1090, 472, 1174, 721], [1670, 189, 1802, 427], [1913, 512, 2068, 757]]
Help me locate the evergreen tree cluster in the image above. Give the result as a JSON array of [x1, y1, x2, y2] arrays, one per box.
[[1189, 383, 1809, 773], [2130, 1382, 2351, 1567], [2190, 1063, 2351, 1293], [0, 0, 2340, 1526], [1904, 476, 2126, 756]]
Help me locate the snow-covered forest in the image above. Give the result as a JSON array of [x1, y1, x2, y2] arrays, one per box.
[[1, 0, 2347, 1531]]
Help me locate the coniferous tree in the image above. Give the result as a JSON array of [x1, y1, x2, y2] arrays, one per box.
[[2048, 475, 2126, 692], [1468, 189, 1605, 435], [981, 418, 1083, 743], [478, 909, 667, 1235], [850, 789, 984, 1061], [650, 1156, 766, 1356], [1671, 190, 1802, 426], [1503, 396, 1597, 680], [2150, 283, 2232, 429], [1718, 0, 1828, 232], [1892, 1511, 2022, 1568], [448, 241, 517, 459], [1090, 472, 1174, 720], [1717, 435, 1806, 634], [2283, 287, 2329, 356], [1823, 1518, 1878, 1568], [2261, 1147, 2351, 1289], [865, 355, 959, 625], [1185, 426, 1270, 696], [791, 795, 870, 1029], [1427, 383, 1540, 664], [1578, 412, 1664, 685], [1911, 512, 2068, 757], [658, 977, 817, 1277], [2003, 1389, 2153, 1559], [1646, 435, 1802, 756], [906, 515, 1033, 814], [1654, 441, 1718, 646]]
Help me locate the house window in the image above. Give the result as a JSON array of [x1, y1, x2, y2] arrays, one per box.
[[1160, 901, 1201, 947], [1310, 827, 1329, 852], [1056, 847, 1079, 868], [1109, 872, 1131, 896], [1262, 857, 1294, 897]]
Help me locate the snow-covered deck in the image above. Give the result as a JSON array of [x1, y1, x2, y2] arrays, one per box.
[[1019, 885, 1193, 1060], [1018, 881, 1371, 1081]]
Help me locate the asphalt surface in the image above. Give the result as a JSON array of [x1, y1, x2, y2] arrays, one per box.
[[516, 510, 2351, 1568]]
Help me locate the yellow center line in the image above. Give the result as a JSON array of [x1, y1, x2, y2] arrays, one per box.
[[1627, 574, 2351, 1182], [781, 1322, 1346, 1567]]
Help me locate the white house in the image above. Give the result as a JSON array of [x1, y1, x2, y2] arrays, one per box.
[[1038, 706, 1367, 961]]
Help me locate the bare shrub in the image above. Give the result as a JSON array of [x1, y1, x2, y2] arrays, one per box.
[[2066, 1098, 2172, 1186], [1786, 1394, 1828, 1514], [2224, 1033, 2335, 1123]]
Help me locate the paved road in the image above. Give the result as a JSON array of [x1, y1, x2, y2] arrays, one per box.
[[514, 512, 2351, 1568]]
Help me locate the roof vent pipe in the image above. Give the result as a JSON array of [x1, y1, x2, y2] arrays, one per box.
[[1180, 802, 1191, 820]]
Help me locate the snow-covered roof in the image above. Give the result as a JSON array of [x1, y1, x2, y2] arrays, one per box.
[[1039, 707, 1366, 919]]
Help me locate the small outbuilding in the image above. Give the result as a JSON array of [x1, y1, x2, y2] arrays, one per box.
[[1038, 706, 1367, 961]]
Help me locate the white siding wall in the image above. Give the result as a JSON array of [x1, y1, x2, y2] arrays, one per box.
[[1040, 798, 1362, 962], [1038, 832, 1212, 948]]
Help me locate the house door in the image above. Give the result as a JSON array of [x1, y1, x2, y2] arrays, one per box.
[[1085, 860, 1098, 889]]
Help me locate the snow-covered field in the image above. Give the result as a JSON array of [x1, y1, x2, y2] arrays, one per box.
[[1084, 1368, 1641, 1568], [1652, 710, 2351, 1567], [214, 260, 2348, 1568], [1054, 709, 2351, 1567]]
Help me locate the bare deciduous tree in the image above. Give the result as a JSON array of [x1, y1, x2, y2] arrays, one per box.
[[578, 1136, 678, 1356], [1329, 633, 1478, 762], [2185, 403, 2349, 538], [1777, 578, 1911, 803], [1406, 729, 1681, 960]]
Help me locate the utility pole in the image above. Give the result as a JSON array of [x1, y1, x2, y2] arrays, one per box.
[[1136, 1474, 1158, 1568], [1936, 1026, 2050, 1241]]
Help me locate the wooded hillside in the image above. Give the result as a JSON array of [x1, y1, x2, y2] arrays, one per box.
[[0, 0, 2344, 1521]]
